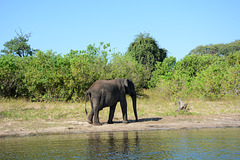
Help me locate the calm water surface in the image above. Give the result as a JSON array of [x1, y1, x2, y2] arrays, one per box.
[[0, 128, 239, 159]]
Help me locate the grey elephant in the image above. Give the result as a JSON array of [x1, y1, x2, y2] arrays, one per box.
[[85, 78, 138, 126]]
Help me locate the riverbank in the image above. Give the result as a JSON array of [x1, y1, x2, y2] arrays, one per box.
[[1, 91, 239, 138], [1, 114, 239, 138]]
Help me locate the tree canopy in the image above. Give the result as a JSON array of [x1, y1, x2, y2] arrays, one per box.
[[189, 40, 240, 56], [127, 33, 167, 71], [1, 29, 37, 57]]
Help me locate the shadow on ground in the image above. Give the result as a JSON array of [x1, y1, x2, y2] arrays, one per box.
[[137, 117, 162, 122], [102, 117, 162, 124]]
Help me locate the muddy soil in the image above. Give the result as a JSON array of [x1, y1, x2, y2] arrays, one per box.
[[1, 114, 239, 138]]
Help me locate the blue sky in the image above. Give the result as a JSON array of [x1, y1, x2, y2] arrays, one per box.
[[1, 0, 240, 61]]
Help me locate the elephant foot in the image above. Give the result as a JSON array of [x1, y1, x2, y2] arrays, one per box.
[[87, 119, 93, 124], [93, 122, 102, 126], [123, 120, 128, 124]]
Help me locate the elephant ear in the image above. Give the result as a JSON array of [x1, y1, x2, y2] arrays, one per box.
[[124, 79, 129, 87], [124, 79, 130, 94]]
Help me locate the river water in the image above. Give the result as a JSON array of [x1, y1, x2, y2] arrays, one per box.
[[0, 128, 239, 159]]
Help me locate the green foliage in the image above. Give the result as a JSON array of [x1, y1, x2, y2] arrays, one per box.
[[194, 61, 240, 100], [0, 42, 149, 101], [193, 61, 227, 100], [23, 50, 71, 101], [0, 55, 26, 97], [127, 33, 167, 72], [151, 41, 240, 99], [189, 40, 240, 56], [1, 29, 37, 57], [174, 54, 219, 77], [22, 43, 113, 101], [149, 56, 176, 88], [149, 53, 240, 100], [1, 39, 239, 101], [226, 50, 240, 66], [109, 53, 151, 89]]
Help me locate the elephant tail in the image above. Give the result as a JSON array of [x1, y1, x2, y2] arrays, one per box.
[[85, 91, 89, 115]]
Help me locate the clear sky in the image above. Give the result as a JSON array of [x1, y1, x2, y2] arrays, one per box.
[[1, 0, 240, 61]]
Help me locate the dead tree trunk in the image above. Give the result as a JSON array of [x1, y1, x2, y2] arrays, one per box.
[[178, 98, 188, 112]]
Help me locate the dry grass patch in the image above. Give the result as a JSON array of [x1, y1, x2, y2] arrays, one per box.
[[1, 90, 239, 123]]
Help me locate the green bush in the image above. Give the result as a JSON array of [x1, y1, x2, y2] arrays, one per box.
[[222, 64, 240, 96], [149, 56, 176, 88], [22, 43, 111, 101], [0, 43, 150, 101], [1, 42, 239, 101], [149, 53, 240, 100], [109, 53, 150, 89], [193, 52, 240, 100], [0, 55, 26, 97], [193, 61, 227, 100], [23, 50, 71, 101]]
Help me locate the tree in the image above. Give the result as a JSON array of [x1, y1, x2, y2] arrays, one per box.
[[109, 53, 151, 89], [1, 29, 37, 57], [189, 40, 240, 56], [127, 33, 167, 71]]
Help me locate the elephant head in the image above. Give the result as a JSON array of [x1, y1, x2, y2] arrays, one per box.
[[124, 79, 138, 122]]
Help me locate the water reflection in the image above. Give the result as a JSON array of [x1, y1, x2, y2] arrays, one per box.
[[0, 128, 239, 159], [87, 131, 141, 159], [85, 130, 176, 159]]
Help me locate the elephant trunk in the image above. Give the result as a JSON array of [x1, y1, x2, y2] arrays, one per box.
[[131, 94, 138, 122]]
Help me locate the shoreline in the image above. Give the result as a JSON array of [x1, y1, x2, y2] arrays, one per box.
[[1, 115, 239, 138]]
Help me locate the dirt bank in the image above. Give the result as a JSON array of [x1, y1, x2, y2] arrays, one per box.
[[1, 114, 239, 138]]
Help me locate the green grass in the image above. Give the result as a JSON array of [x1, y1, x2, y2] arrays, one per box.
[[0, 89, 239, 122]]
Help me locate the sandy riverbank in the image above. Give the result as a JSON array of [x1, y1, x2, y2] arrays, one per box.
[[1, 114, 239, 138]]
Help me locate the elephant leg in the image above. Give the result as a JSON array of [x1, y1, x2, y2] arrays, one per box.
[[93, 107, 101, 126], [120, 98, 128, 124], [87, 109, 94, 124], [108, 104, 117, 124], [87, 101, 94, 124]]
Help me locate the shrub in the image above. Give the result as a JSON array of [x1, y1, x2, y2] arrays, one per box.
[[109, 53, 150, 89], [0, 55, 26, 97], [0, 43, 150, 101], [149, 53, 239, 100], [149, 56, 176, 88], [23, 50, 70, 101], [193, 61, 227, 100]]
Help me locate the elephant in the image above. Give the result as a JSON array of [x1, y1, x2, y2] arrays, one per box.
[[85, 78, 138, 126]]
